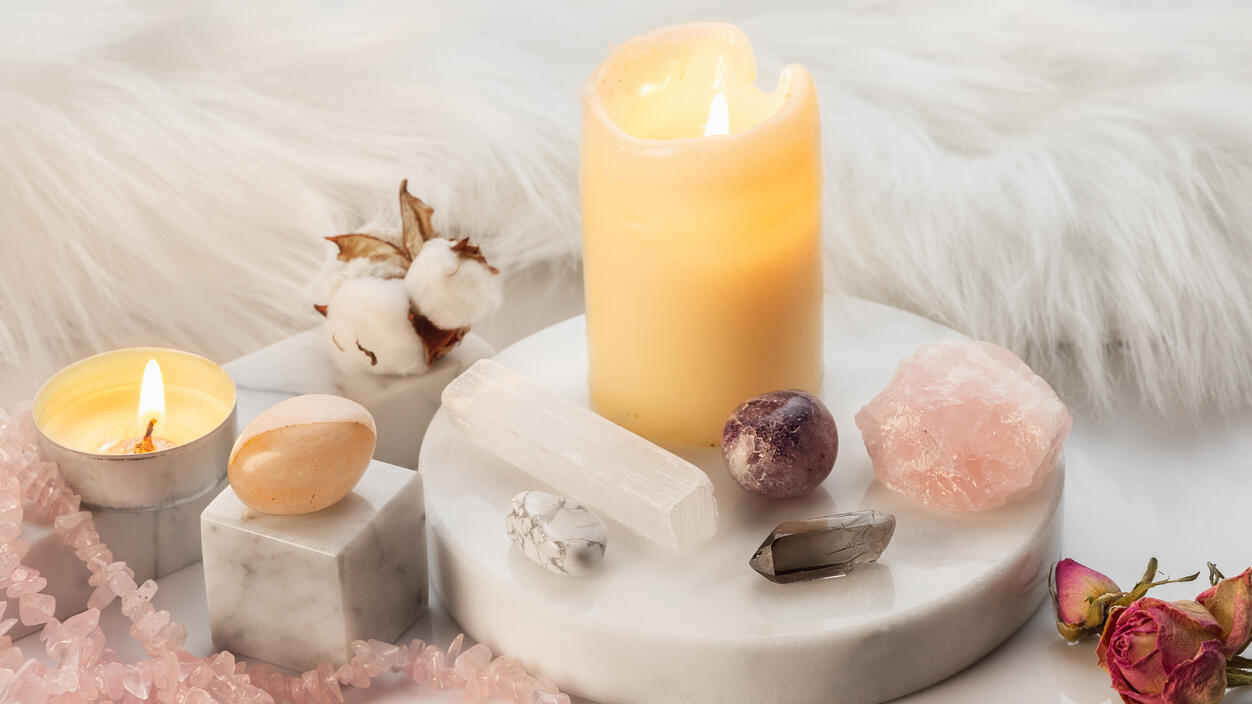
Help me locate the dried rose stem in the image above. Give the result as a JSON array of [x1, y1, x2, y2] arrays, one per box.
[[0, 406, 569, 704]]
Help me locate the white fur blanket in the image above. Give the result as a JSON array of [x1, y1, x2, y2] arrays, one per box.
[[1, 0, 1250, 414]]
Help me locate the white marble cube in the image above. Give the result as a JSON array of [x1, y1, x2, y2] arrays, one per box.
[[9, 479, 225, 638], [225, 328, 492, 468], [201, 460, 426, 671]]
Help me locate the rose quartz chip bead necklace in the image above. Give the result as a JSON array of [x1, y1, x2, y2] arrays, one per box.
[[0, 407, 571, 704]]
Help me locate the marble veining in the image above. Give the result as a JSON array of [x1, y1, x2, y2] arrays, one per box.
[[506, 491, 607, 576], [201, 460, 426, 671]]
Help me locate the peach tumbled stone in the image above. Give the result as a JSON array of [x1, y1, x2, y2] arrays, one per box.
[[228, 394, 377, 514]]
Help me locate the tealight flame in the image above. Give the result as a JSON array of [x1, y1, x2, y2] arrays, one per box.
[[137, 358, 165, 430], [703, 92, 730, 137]]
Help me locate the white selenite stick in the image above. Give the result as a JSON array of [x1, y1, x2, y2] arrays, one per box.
[[440, 360, 718, 550]]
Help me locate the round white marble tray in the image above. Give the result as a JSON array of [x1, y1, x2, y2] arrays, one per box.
[[420, 297, 1063, 704]]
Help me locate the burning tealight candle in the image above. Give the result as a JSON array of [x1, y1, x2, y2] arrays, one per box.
[[96, 359, 175, 455], [33, 348, 236, 510], [581, 23, 824, 446]]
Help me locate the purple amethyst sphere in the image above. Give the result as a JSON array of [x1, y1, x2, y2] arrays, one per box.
[[721, 389, 838, 498]]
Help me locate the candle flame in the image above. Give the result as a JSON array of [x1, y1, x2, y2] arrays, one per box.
[[703, 92, 730, 137], [137, 358, 165, 429]]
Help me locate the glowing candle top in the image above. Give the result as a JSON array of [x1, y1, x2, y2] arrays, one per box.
[[580, 23, 824, 445], [35, 348, 234, 456], [585, 22, 813, 145], [33, 347, 237, 509]]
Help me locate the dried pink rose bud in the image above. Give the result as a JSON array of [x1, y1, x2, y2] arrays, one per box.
[[1053, 558, 1122, 641], [1051, 557, 1202, 643], [1196, 566, 1252, 658]]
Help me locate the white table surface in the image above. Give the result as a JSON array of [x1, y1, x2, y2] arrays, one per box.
[[13, 270, 1252, 704]]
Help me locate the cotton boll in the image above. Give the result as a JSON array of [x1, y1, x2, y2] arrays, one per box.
[[405, 238, 503, 330], [312, 237, 409, 309], [323, 278, 428, 376]]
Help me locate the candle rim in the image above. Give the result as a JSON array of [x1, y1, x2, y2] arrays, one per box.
[[33, 346, 237, 459], [584, 22, 815, 147]]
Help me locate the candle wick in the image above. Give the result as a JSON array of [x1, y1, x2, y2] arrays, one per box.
[[133, 418, 158, 454]]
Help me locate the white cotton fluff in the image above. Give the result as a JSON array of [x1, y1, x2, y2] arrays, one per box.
[[404, 239, 503, 330], [323, 278, 427, 376], [311, 237, 409, 310]]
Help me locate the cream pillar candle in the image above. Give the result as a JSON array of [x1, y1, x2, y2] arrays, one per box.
[[581, 22, 823, 446]]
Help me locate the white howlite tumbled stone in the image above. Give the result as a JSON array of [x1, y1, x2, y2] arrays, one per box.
[[441, 360, 718, 550], [201, 460, 426, 671], [225, 327, 492, 468], [506, 491, 607, 576]]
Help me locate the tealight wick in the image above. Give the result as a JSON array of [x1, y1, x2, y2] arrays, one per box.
[[132, 418, 158, 454]]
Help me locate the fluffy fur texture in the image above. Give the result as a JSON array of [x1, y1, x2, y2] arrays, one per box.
[[1, 0, 1250, 413]]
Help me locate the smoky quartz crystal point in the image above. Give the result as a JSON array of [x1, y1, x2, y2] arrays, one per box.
[[749, 509, 896, 584]]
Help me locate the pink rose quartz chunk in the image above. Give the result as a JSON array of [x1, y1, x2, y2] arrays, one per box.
[[855, 340, 1072, 512]]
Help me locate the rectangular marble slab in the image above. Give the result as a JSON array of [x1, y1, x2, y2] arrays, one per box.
[[225, 328, 492, 468], [201, 460, 427, 672], [9, 478, 225, 638]]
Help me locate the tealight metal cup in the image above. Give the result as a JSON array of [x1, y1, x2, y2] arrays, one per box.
[[32, 347, 237, 511]]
